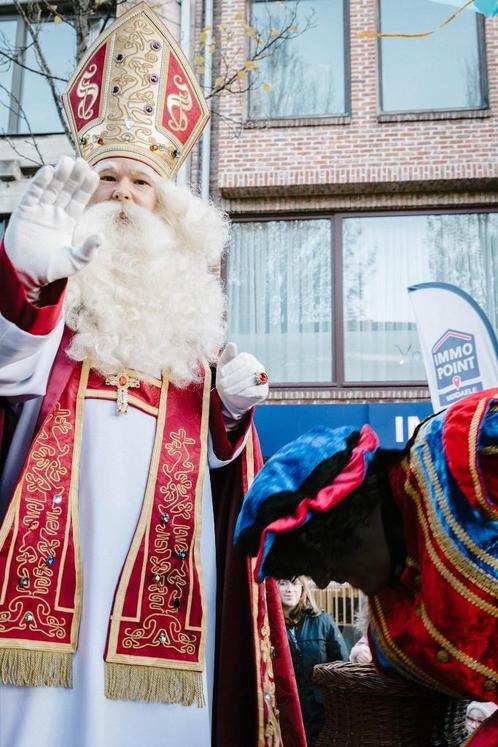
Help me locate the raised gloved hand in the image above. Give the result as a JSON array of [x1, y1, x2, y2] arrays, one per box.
[[216, 342, 269, 424], [4, 156, 101, 300]]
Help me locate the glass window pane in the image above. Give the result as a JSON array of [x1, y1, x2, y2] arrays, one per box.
[[0, 19, 19, 133], [380, 0, 484, 112], [20, 20, 76, 134], [228, 220, 333, 383], [249, 0, 346, 118], [343, 213, 498, 382]]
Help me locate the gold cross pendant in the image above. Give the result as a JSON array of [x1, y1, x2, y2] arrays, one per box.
[[105, 371, 140, 414]]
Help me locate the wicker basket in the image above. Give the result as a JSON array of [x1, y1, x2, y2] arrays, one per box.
[[313, 662, 469, 747]]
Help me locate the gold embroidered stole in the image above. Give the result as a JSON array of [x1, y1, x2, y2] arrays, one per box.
[[0, 360, 210, 706]]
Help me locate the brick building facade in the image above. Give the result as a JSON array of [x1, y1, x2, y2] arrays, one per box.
[[205, 0, 498, 452], [0, 0, 496, 452]]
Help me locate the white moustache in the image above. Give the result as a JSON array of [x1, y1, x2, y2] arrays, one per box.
[[73, 200, 175, 256]]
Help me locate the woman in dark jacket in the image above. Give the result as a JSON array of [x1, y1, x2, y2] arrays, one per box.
[[278, 577, 348, 746]]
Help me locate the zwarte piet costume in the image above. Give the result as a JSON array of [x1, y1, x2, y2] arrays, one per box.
[[236, 389, 498, 746]]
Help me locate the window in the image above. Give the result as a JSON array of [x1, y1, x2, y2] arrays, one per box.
[[379, 0, 487, 113], [228, 220, 333, 382], [0, 12, 97, 135], [227, 212, 498, 387], [248, 0, 348, 120]]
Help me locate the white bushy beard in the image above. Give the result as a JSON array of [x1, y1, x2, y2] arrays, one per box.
[[65, 201, 226, 386]]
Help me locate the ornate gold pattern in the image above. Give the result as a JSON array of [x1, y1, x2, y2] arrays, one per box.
[[246, 433, 283, 746], [106, 369, 210, 686], [419, 602, 498, 683], [0, 361, 89, 666], [0, 360, 216, 703], [260, 614, 282, 745], [412, 444, 498, 585], [62, 3, 210, 178], [104, 371, 140, 414], [0, 402, 71, 640], [370, 598, 461, 696], [120, 426, 198, 654], [404, 476, 498, 618]]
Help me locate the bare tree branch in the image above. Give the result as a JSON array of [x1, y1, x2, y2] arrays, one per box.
[[0, 48, 68, 82], [0, 80, 45, 165], [200, 1, 315, 100], [210, 108, 243, 138]]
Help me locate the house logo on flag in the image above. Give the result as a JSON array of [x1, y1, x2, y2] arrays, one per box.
[[432, 329, 483, 407]]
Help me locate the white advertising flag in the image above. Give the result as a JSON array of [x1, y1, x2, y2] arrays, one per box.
[[408, 282, 498, 412]]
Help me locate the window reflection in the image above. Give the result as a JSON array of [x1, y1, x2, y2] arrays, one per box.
[[249, 0, 347, 119], [20, 20, 76, 134], [380, 0, 486, 112], [227, 213, 498, 387], [228, 220, 333, 383], [0, 14, 100, 134], [343, 213, 498, 382]]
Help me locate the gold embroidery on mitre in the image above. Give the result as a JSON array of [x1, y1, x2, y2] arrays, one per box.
[[61, 2, 209, 178]]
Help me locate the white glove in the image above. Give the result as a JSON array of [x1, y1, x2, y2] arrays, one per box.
[[216, 342, 269, 425], [4, 156, 101, 300]]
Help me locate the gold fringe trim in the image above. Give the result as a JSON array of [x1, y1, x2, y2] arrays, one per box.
[[105, 662, 205, 707], [0, 649, 72, 688]]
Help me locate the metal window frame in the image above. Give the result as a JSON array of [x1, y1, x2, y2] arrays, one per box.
[[225, 206, 498, 390], [377, 0, 489, 116], [246, 0, 352, 122]]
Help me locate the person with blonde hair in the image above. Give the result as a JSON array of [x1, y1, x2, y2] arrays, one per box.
[[278, 576, 347, 746]]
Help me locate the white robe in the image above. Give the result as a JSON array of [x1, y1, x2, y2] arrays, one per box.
[[0, 314, 244, 747]]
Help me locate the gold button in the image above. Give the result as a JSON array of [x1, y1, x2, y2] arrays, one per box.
[[436, 649, 450, 664], [414, 574, 421, 589], [483, 679, 496, 691]]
